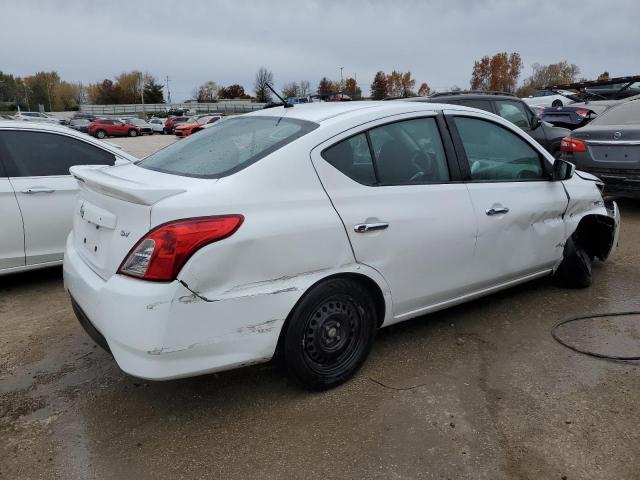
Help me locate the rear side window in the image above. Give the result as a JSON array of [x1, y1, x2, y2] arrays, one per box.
[[454, 117, 544, 181], [495, 101, 531, 128], [322, 117, 450, 186], [458, 100, 492, 112], [139, 116, 318, 178], [0, 131, 117, 177], [590, 100, 640, 126]]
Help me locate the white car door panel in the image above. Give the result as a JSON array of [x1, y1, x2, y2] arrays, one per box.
[[9, 176, 79, 264], [0, 130, 118, 266], [0, 177, 25, 269], [311, 114, 478, 319], [447, 111, 568, 286]]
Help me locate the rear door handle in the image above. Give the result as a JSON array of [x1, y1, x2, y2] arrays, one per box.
[[22, 187, 55, 194], [354, 222, 389, 233], [486, 207, 509, 216]]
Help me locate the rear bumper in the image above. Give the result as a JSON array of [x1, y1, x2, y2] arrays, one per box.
[[63, 234, 286, 380], [584, 167, 640, 198]]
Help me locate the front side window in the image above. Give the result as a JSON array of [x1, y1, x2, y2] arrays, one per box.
[[454, 117, 544, 181], [322, 117, 450, 186], [139, 116, 318, 178], [496, 101, 531, 129], [0, 131, 116, 177]]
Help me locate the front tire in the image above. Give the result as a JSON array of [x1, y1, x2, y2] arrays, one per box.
[[556, 237, 592, 288], [128, 129, 138, 137], [95, 129, 106, 139], [283, 278, 377, 390]]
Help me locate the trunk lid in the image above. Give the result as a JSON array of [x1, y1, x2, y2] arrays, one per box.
[[572, 125, 640, 167], [70, 164, 212, 279]]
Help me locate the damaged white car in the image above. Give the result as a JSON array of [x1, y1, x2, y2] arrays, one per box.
[[63, 102, 620, 390]]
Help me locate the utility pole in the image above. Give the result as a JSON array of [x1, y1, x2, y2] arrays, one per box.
[[166, 76, 172, 105], [339, 66, 344, 92]]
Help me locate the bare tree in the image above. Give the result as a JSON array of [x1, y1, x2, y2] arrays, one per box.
[[298, 80, 310, 96], [254, 67, 274, 103], [281, 81, 299, 98]]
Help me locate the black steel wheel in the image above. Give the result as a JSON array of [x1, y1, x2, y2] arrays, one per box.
[[555, 237, 592, 288], [283, 278, 377, 390]]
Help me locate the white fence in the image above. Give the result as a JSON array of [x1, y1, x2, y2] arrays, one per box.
[[80, 101, 266, 115]]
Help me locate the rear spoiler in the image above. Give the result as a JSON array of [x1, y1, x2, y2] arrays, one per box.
[[70, 165, 186, 206]]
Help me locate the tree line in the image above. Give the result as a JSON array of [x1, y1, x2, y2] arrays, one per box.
[[0, 57, 615, 111]]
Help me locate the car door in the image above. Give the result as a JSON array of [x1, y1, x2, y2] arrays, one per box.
[[445, 111, 568, 287], [311, 113, 478, 320], [0, 130, 117, 265], [494, 99, 548, 148], [0, 152, 25, 270]]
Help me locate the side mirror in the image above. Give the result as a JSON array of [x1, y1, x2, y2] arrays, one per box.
[[531, 115, 541, 129], [553, 158, 575, 181]]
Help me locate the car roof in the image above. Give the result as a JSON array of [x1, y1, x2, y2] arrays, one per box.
[[244, 101, 452, 124], [403, 94, 517, 102], [0, 121, 138, 161]]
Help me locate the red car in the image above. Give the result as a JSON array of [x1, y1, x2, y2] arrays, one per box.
[[174, 115, 222, 137], [163, 116, 190, 134], [88, 119, 141, 139]]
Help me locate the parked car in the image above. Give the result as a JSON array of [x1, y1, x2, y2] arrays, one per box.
[[68, 118, 91, 133], [561, 99, 640, 198], [401, 92, 571, 157], [163, 116, 190, 134], [14, 111, 63, 125], [0, 115, 14, 120], [174, 115, 222, 137], [64, 102, 619, 390], [121, 117, 154, 135], [0, 122, 136, 276], [149, 117, 166, 134], [541, 94, 640, 130], [71, 113, 98, 122], [88, 119, 141, 139], [522, 89, 578, 108]]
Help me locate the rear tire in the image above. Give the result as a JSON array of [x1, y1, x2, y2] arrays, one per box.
[[95, 129, 106, 139], [552, 99, 563, 107], [556, 237, 592, 288], [283, 278, 377, 390], [128, 129, 138, 137]]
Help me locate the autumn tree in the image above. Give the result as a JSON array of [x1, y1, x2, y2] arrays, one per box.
[[196, 80, 218, 102], [114, 71, 145, 104], [317, 77, 333, 95], [597, 71, 610, 81], [370, 71, 388, 100], [254, 67, 274, 103], [470, 52, 523, 93], [417, 83, 431, 96], [23, 71, 61, 111], [219, 84, 247, 99], [344, 77, 362, 99], [516, 61, 581, 97]]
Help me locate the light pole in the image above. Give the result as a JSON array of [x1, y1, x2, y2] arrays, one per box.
[[339, 66, 344, 92]]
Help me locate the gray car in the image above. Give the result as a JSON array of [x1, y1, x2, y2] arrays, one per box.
[[561, 99, 640, 198]]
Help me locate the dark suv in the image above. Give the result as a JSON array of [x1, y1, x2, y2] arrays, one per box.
[[401, 91, 570, 158]]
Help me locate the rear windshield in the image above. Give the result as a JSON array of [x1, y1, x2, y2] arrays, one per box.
[[590, 101, 640, 126], [138, 116, 318, 178]]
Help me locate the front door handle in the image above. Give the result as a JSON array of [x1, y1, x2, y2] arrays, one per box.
[[486, 207, 509, 216], [22, 187, 55, 194], [354, 222, 389, 233]]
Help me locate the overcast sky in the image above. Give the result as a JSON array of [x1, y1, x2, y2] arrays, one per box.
[[3, 0, 638, 101]]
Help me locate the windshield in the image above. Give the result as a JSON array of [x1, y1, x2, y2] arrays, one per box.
[[138, 116, 318, 178], [590, 100, 640, 126]]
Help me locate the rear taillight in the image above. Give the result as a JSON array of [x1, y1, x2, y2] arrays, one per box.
[[575, 109, 591, 118], [560, 137, 587, 153], [118, 215, 244, 282]]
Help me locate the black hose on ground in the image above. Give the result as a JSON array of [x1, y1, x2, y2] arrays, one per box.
[[551, 311, 640, 361]]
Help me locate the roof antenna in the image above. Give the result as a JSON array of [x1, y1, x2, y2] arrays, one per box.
[[265, 83, 293, 108]]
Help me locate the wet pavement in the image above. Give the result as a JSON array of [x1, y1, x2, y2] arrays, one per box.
[[1, 200, 639, 480]]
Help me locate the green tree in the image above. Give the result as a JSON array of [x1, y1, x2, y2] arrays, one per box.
[[23, 71, 61, 111], [370, 71, 388, 100], [144, 78, 165, 103], [516, 60, 581, 97]]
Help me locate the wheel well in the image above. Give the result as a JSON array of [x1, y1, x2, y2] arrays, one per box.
[[572, 214, 616, 261], [273, 272, 387, 361]]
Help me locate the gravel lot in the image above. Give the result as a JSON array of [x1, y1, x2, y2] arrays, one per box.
[[1, 134, 639, 479]]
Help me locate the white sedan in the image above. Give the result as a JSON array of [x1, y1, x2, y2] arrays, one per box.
[[63, 102, 619, 390], [522, 89, 577, 108], [0, 122, 136, 276], [148, 117, 166, 134]]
